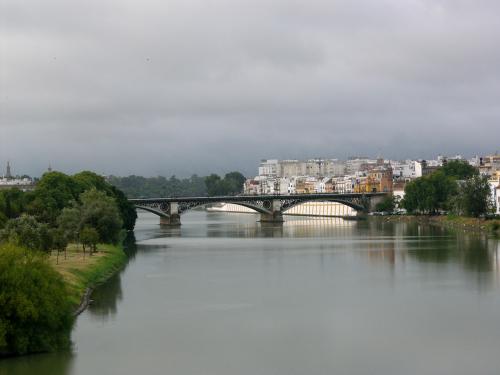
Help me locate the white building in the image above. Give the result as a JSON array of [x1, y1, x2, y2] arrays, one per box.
[[258, 159, 279, 177], [488, 173, 500, 215], [390, 160, 416, 180]]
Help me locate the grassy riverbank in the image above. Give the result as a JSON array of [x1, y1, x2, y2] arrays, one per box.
[[381, 215, 500, 235], [49, 243, 127, 309]]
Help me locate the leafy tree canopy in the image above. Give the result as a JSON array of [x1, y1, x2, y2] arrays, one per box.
[[0, 244, 74, 356], [79, 188, 123, 244], [205, 172, 246, 196], [0, 171, 136, 232], [402, 171, 457, 214], [440, 160, 478, 180], [451, 175, 494, 217], [0, 215, 52, 252]]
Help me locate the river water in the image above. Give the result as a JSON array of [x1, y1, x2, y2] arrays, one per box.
[[2, 211, 500, 375]]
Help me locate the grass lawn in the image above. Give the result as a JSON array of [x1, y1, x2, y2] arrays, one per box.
[[49, 243, 127, 307]]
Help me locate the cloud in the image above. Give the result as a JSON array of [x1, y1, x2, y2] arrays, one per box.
[[1, 0, 499, 177]]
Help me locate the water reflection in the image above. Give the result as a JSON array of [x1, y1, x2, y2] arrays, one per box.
[[0, 352, 73, 375], [87, 233, 138, 320], [1, 212, 500, 375]]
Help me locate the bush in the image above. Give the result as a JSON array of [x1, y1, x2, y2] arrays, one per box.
[[0, 215, 52, 252], [490, 221, 500, 233], [0, 245, 74, 356]]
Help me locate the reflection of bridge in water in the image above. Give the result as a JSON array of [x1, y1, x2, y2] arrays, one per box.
[[129, 193, 388, 226]]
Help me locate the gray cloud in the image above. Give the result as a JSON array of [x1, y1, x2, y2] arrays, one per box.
[[1, 0, 500, 177]]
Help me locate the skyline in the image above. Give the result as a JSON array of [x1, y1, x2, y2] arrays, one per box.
[[2, 0, 500, 177], [0, 150, 494, 179]]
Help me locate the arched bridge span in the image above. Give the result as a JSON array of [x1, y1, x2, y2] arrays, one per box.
[[130, 193, 388, 226]]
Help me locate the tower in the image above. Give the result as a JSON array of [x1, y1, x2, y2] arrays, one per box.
[[5, 161, 12, 179]]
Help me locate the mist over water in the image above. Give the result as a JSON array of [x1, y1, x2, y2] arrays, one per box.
[[2, 211, 500, 375]]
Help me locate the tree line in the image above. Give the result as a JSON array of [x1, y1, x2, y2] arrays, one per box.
[[376, 160, 495, 217], [108, 171, 246, 198], [0, 171, 136, 356]]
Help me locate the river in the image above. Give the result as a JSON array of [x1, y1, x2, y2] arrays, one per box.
[[2, 211, 500, 375]]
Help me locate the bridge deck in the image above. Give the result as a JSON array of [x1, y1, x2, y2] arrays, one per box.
[[129, 192, 387, 204]]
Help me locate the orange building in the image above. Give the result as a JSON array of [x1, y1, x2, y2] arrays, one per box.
[[354, 167, 393, 193]]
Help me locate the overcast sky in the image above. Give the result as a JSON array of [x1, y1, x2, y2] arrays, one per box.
[[1, 0, 499, 177]]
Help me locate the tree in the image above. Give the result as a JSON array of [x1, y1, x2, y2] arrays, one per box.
[[109, 185, 137, 231], [0, 244, 74, 356], [401, 171, 457, 214], [205, 174, 222, 196], [0, 215, 52, 252], [224, 171, 246, 194], [375, 195, 396, 213], [73, 171, 137, 231], [57, 203, 82, 244], [108, 174, 208, 198], [451, 175, 494, 217], [0, 188, 27, 220], [79, 189, 123, 244], [205, 172, 246, 196], [27, 172, 80, 225], [51, 227, 69, 264], [441, 160, 478, 180], [80, 226, 99, 254]]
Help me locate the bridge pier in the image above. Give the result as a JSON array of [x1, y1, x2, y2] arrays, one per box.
[[259, 199, 284, 223], [159, 202, 181, 226], [259, 212, 284, 223], [160, 214, 181, 226]]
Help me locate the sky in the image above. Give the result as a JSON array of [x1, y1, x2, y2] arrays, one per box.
[[1, 0, 500, 178]]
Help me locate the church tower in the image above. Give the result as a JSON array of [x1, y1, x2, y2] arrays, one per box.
[[5, 161, 12, 179]]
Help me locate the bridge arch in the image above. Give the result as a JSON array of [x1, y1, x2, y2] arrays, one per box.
[[281, 199, 366, 214], [134, 205, 171, 218], [134, 201, 271, 219], [178, 201, 271, 215]]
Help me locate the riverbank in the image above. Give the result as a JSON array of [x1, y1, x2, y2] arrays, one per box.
[[49, 243, 127, 314], [381, 215, 500, 235]]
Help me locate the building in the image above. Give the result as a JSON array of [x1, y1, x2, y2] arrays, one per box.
[[258, 159, 280, 177], [5, 161, 12, 179], [258, 158, 347, 179], [353, 167, 393, 193], [414, 160, 439, 177], [479, 154, 500, 176], [0, 161, 35, 191], [390, 160, 416, 180], [488, 172, 500, 215]]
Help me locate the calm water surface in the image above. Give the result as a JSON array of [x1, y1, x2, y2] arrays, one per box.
[[2, 211, 500, 375]]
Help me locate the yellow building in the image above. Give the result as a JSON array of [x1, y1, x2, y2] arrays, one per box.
[[354, 167, 393, 193]]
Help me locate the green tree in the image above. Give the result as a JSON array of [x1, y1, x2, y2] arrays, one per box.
[[108, 174, 208, 198], [73, 171, 137, 231], [0, 244, 74, 356], [0, 188, 28, 220], [441, 160, 478, 180], [0, 215, 52, 252], [224, 171, 246, 194], [205, 172, 246, 196], [51, 227, 69, 263], [205, 174, 222, 196], [375, 195, 396, 213], [80, 226, 99, 254], [80, 189, 123, 244], [401, 171, 457, 214], [452, 175, 494, 217], [57, 203, 82, 244]]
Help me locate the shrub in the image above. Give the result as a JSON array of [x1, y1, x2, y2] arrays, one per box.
[[0, 245, 74, 356]]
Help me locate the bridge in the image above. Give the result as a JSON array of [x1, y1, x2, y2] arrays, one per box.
[[129, 192, 388, 225]]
